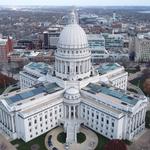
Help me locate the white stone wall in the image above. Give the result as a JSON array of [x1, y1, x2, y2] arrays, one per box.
[[80, 103, 122, 139], [20, 72, 37, 89], [17, 103, 63, 142]]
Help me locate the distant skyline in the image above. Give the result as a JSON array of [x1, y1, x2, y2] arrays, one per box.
[[0, 0, 150, 6]]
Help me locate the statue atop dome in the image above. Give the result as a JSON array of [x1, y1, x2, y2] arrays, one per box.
[[68, 8, 78, 24]]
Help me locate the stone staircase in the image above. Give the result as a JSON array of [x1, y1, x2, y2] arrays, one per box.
[[66, 122, 76, 144]]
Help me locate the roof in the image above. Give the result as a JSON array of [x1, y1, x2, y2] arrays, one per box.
[[4, 83, 63, 105], [26, 62, 50, 75], [58, 24, 88, 49], [87, 34, 105, 40], [0, 39, 7, 45], [96, 63, 121, 74], [82, 83, 140, 106]]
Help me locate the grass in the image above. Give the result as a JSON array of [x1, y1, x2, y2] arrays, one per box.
[[122, 139, 132, 145], [11, 131, 49, 150], [57, 132, 66, 143], [57, 130, 110, 149], [11, 127, 131, 150], [0, 88, 5, 94], [94, 132, 109, 150], [57, 132, 86, 144], [9, 87, 20, 92], [127, 88, 138, 93], [77, 132, 86, 143], [130, 77, 144, 91]]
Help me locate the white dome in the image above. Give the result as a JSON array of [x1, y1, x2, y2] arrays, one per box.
[[58, 24, 88, 49]]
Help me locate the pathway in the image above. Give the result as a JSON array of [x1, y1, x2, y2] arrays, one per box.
[[45, 126, 98, 150]]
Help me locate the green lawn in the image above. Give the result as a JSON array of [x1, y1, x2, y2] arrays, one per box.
[[94, 132, 109, 150], [0, 88, 4, 94], [11, 128, 131, 150], [77, 132, 86, 143], [130, 78, 144, 91], [57, 132, 66, 143], [11, 131, 49, 150], [57, 132, 86, 144]]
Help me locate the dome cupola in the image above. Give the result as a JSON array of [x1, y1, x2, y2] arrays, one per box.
[[55, 9, 91, 81]]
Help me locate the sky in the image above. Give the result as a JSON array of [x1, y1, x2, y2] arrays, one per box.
[[0, 0, 150, 6]]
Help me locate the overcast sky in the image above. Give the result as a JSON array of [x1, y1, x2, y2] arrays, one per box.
[[0, 0, 150, 6]]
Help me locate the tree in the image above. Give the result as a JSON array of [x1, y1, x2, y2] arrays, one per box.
[[143, 78, 150, 96], [104, 139, 127, 150], [145, 111, 150, 129]]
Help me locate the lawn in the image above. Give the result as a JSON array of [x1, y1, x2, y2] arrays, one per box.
[[11, 128, 130, 150], [77, 132, 86, 143], [57, 132, 86, 144], [0, 88, 4, 94], [94, 132, 109, 150], [57, 132, 66, 143], [130, 77, 144, 91], [11, 131, 49, 150]]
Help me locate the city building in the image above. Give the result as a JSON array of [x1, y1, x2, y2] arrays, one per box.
[[0, 37, 13, 62], [87, 34, 129, 63], [103, 33, 124, 51], [43, 26, 62, 50], [135, 33, 150, 62], [20, 62, 52, 89], [8, 49, 54, 66], [0, 10, 148, 146], [87, 34, 109, 63]]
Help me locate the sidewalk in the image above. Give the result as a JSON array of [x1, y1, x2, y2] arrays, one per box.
[[0, 134, 16, 150]]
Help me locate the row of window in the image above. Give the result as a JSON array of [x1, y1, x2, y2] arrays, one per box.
[[86, 122, 114, 139], [56, 49, 90, 54]]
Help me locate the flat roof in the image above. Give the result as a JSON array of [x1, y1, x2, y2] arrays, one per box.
[[82, 83, 139, 106], [0, 39, 7, 45], [26, 62, 50, 75], [82, 96, 122, 115], [5, 83, 63, 105], [96, 63, 121, 74]]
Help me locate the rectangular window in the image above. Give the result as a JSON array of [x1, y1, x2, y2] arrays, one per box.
[[40, 117, 42, 121], [87, 110, 89, 115], [92, 113, 94, 117], [112, 122, 114, 127], [107, 120, 109, 124], [34, 119, 37, 124]]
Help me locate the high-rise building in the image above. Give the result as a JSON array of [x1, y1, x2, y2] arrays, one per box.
[[135, 33, 150, 62], [87, 34, 109, 63], [43, 31, 49, 49], [0, 37, 13, 62]]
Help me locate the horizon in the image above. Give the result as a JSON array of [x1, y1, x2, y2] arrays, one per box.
[[0, 0, 150, 7]]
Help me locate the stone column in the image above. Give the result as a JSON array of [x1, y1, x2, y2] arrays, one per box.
[[11, 115, 15, 133], [8, 115, 11, 131], [131, 115, 135, 132], [64, 62, 66, 74], [74, 106, 76, 119], [69, 106, 71, 119]]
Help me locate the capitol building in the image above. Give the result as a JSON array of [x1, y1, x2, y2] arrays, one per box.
[[0, 10, 148, 145]]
